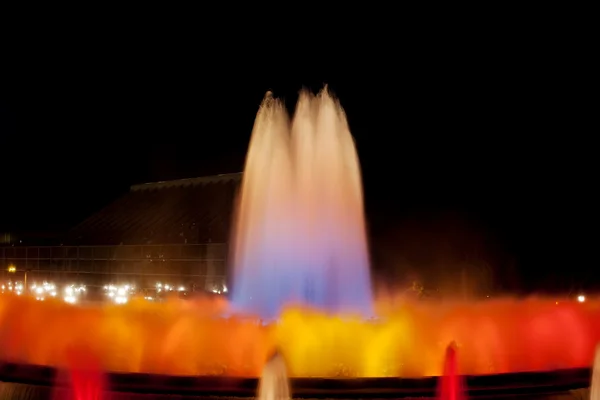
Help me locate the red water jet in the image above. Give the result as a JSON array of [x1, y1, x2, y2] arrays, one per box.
[[437, 342, 466, 400], [60, 346, 105, 400]]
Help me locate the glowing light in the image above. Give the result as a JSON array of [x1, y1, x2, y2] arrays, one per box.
[[578, 295, 586, 303], [103, 284, 129, 304], [62, 284, 85, 304], [7, 265, 16, 273], [177, 286, 185, 292]]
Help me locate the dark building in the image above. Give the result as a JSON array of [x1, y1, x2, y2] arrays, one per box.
[[69, 173, 241, 246], [1, 173, 241, 290]]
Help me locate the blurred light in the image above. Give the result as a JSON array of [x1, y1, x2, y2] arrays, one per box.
[[35, 287, 43, 295], [178, 286, 185, 292], [223, 285, 228, 293], [7, 265, 16, 273], [578, 295, 585, 303], [115, 296, 127, 304], [64, 295, 76, 304]]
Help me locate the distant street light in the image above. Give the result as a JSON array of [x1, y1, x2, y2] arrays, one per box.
[[6, 265, 28, 288]]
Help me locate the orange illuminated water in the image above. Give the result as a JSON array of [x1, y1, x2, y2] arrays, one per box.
[[1, 294, 600, 378]]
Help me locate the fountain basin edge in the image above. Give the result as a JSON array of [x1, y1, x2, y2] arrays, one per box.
[[0, 361, 591, 398]]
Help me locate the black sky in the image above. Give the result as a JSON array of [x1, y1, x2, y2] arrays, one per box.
[[1, 29, 596, 292]]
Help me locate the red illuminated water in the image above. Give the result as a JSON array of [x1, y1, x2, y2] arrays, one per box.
[[52, 346, 104, 400], [437, 342, 466, 400]]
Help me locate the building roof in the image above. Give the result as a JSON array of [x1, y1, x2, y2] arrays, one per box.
[[67, 173, 241, 245]]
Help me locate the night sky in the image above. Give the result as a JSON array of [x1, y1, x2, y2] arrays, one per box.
[[1, 35, 596, 294]]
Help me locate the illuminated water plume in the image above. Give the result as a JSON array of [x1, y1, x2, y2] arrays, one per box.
[[591, 344, 600, 399], [257, 351, 290, 400], [230, 89, 373, 319], [437, 342, 466, 400], [2, 295, 599, 377]]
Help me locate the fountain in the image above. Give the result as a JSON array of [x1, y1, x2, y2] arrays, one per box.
[[0, 88, 599, 398], [230, 89, 373, 319]]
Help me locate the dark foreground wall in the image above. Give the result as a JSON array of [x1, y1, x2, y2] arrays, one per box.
[[0, 381, 592, 400], [0, 362, 593, 399]]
